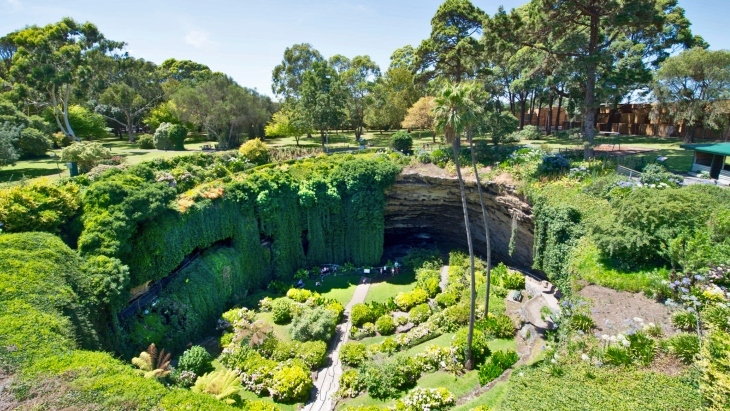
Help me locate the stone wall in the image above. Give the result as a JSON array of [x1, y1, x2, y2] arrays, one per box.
[[384, 168, 535, 273]]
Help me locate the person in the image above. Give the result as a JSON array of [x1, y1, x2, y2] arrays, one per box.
[[297, 279, 305, 288], [394, 261, 399, 274], [316, 281, 321, 287]]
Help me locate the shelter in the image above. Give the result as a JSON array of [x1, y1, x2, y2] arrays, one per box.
[[681, 143, 730, 183]]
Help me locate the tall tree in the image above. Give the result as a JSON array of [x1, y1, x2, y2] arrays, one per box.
[[402, 96, 436, 141], [415, 0, 486, 84], [488, 0, 697, 158], [264, 107, 309, 146], [93, 57, 164, 142], [8, 18, 123, 140], [271, 43, 324, 101], [654, 48, 730, 142], [342, 55, 380, 139], [389, 45, 417, 72], [298, 61, 346, 147], [366, 67, 420, 134], [433, 82, 478, 370]]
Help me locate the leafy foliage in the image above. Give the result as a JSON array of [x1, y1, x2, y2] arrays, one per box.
[[290, 306, 337, 342], [191, 369, 243, 405], [132, 343, 172, 379], [178, 345, 213, 376], [270, 365, 312, 403], [375, 314, 396, 335], [390, 130, 413, 154], [340, 342, 368, 367], [239, 138, 270, 165]]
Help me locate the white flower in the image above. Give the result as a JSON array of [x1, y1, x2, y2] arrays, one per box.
[[621, 339, 630, 348], [617, 333, 626, 341], [581, 353, 590, 361], [601, 334, 610, 341], [648, 322, 655, 328]]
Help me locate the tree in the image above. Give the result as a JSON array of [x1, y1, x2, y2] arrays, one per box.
[[342, 55, 380, 139], [0, 122, 20, 168], [402, 96, 436, 141], [415, 0, 486, 84], [60, 141, 111, 173], [271, 43, 324, 101], [365, 67, 419, 134], [482, 110, 519, 145], [8, 18, 123, 140], [390, 45, 417, 72], [298, 61, 346, 147], [265, 108, 308, 146], [95, 57, 165, 142], [433, 82, 478, 370], [654, 48, 730, 142], [67, 105, 107, 139], [160, 58, 211, 82], [488, 0, 697, 158]]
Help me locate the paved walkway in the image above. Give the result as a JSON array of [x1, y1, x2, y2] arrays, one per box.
[[439, 265, 449, 292], [301, 277, 371, 411]]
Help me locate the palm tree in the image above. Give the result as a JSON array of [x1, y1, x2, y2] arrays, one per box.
[[433, 82, 478, 370], [460, 83, 494, 320]]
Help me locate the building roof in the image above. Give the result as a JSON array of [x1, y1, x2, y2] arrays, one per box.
[[680, 143, 730, 156]]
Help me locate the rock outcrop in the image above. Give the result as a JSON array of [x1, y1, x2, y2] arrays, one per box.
[[384, 167, 535, 272]]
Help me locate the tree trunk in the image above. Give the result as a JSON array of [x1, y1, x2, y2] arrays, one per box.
[[605, 107, 619, 134], [546, 97, 554, 135], [556, 95, 563, 132], [452, 137, 476, 370], [519, 95, 527, 130], [61, 84, 78, 140], [467, 128, 492, 321], [126, 113, 136, 143], [536, 98, 543, 133], [528, 90, 536, 125], [583, 13, 599, 160]]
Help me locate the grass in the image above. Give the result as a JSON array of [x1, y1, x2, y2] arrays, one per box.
[[569, 237, 669, 294], [0, 134, 213, 183], [488, 338, 518, 354], [238, 389, 300, 411], [303, 275, 360, 306], [255, 311, 292, 342], [364, 270, 418, 305], [450, 380, 509, 411]]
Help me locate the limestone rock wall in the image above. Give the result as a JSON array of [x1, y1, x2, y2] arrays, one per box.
[[384, 168, 535, 272]]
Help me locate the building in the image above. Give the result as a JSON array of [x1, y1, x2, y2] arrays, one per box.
[[681, 143, 730, 183]]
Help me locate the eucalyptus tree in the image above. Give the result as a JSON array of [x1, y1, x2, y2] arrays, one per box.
[[298, 60, 346, 147], [488, 0, 698, 158], [271, 43, 324, 101], [8, 18, 123, 140], [415, 0, 486, 84], [93, 56, 165, 142], [366, 67, 420, 134], [342, 56, 380, 139], [654, 48, 730, 142]]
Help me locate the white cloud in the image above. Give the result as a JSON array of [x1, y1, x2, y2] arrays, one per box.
[[184, 29, 215, 49]]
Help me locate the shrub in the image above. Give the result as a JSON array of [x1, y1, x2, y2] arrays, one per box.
[[154, 122, 175, 150], [501, 271, 525, 290], [270, 365, 312, 403], [351, 303, 374, 327], [408, 304, 431, 325], [338, 369, 363, 398], [569, 313, 595, 333], [298, 340, 328, 369], [484, 110, 519, 145], [540, 154, 570, 173], [395, 387, 455, 411], [627, 331, 655, 366], [286, 288, 312, 303], [68, 105, 107, 139], [239, 138, 270, 165], [375, 314, 396, 335], [290, 306, 337, 342], [452, 328, 491, 365], [667, 333, 700, 364], [394, 288, 429, 311], [191, 369, 242, 405], [178, 345, 213, 376], [703, 303, 730, 332], [436, 291, 458, 308], [640, 163, 682, 187], [390, 131, 413, 154], [17, 127, 51, 157], [672, 310, 697, 331], [61, 141, 111, 173], [517, 125, 542, 140], [168, 123, 188, 150], [483, 314, 515, 339], [0, 179, 80, 234], [271, 299, 292, 324], [340, 342, 368, 367], [137, 134, 154, 149], [325, 300, 345, 322], [443, 304, 470, 327], [478, 350, 518, 384], [359, 356, 421, 399], [604, 345, 633, 366], [0, 122, 20, 167]]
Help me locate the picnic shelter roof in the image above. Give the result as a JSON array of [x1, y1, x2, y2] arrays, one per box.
[[680, 143, 730, 157]]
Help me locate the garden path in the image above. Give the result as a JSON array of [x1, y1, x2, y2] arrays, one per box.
[[439, 265, 449, 292], [302, 277, 371, 411]]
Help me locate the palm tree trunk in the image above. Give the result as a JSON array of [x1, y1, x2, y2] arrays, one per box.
[[452, 137, 476, 370], [467, 128, 492, 320]]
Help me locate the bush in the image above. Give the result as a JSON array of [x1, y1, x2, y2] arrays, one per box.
[[443, 304, 470, 328], [271, 299, 292, 324], [501, 271, 525, 290], [154, 122, 176, 150], [270, 365, 312, 403], [395, 387, 455, 411], [375, 315, 396, 335], [17, 127, 51, 157], [516, 125, 542, 140], [290, 306, 337, 342], [640, 164, 683, 187], [359, 356, 421, 399], [61, 141, 111, 173], [436, 291, 458, 308], [286, 288, 312, 303], [484, 110, 519, 145], [568, 313, 595, 333], [298, 340, 328, 369], [627, 331, 655, 366], [0, 179, 80, 234], [340, 342, 368, 367], [672, 310, 697, 331], [351, 303, 374, 327], [408, 304, 431, 325], [452, 328, 491, 365], [482, 314, 515, 339], [390, 131, 413, 154], [667, 333, 700, 364], [394, 288, 429, 311], [478, 350, 518, 384], [168, 124, 188, 150], [137, 134, 155, 149], [191, 369, 243, 405], [239, 138, 270, 165], [338, 369, 363, 398], [178, 346, 213, 376], [540, 154, 570, 173]]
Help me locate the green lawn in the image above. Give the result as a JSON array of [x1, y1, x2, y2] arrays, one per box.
[[364, 270, 418, 305], [417, 369, 480, 399], [450, 380, 509, 411], [401, 333, 454, 356], [238, 389, 300, 411], [256, 311, 292, 342], [303, 275, 360, 306]]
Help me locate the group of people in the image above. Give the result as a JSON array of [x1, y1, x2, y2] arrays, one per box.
[[378, 261, 400, 276], [303, 261, 402, 288]]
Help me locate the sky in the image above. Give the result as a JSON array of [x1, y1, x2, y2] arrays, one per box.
[[2, 0, 729, 98]]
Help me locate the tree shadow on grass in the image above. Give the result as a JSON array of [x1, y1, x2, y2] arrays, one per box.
[[0, 166, 65, 182]]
